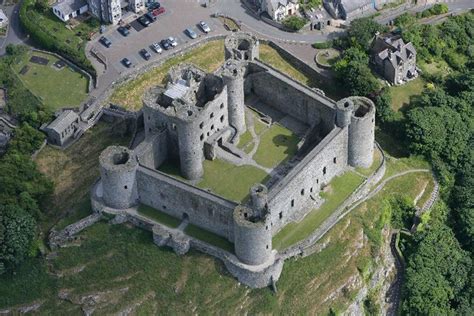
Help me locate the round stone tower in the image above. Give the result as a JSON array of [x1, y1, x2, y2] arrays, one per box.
[[224, 32, 259, 61], [233, 184, 272, 266], [222, 59, 246, 138], [335, 98, 354, 128], [347, 97, 376, 168], [177, 118, 204, 180], [99, 146, 138, 209]]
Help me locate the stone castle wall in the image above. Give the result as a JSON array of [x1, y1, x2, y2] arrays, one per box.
[[268, 127, 349, 233], [136, 165, 237, 240]]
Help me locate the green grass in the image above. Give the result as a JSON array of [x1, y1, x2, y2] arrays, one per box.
[[273, 171, 365, 250], [383, 155, 430, 180], [138, 204, 181, 228], [185, 224, 234, 252], [13, 50, 89, 110], [110, 40, 225, 110], [418, 59, 452, 77], [197, 159, 269, 203], [355, 149, 382, 177], [253, 123, 300, 168], [389, 77, 425, 112], [237, 130, 253, 150]]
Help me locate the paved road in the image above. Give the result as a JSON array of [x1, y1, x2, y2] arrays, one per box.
[[0, 1, 31, 55]]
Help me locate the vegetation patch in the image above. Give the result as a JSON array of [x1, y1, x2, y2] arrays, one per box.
[[389, 77, 425, 112], [12, 50, 89, 110], [273, 171, 365, 250], [184, 224, 234, 252], [253, 123, 300, 168], [315, 48, 341, 67], [137, 205, 181, 228]]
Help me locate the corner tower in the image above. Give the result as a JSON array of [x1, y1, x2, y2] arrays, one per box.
[[224, 32, 259, 61], [233, 184, 272, 266], [99, 146, 138, 209], [337, 97, 376, 169]]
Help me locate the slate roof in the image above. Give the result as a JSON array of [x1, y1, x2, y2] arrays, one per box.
[[339, 0, 372, 13], [47, 110, 79, 133], [53, 0, 87, 14], [371, 34, 416, 67]]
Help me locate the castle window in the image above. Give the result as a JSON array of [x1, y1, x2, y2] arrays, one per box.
[[199, 122, 204, 129], [207, 132, 210, 136], [300, 188, 304, 196], [163, 205, 167, 210], [316, 179, 319, 184], [211, 124, 214, 130], [291, 199, 294, 207], [266, 225, 268, 230], [200, 134, 204, 141], [220, 103, 224, 109], [124, 185, 128, 190], [148, 115, 150, 120], [172, 124, 177, 130], [310, 187, 313, 193], [333, 157, 337, 164], [148, 128, 151, 132], [323, 167, 327, 175], [266, 245, 269, 249], [220, 115, 224, 123], [279, 212, 283, 219], [210, 112, 214, 118]]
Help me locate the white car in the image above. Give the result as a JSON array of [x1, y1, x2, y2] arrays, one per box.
[[167, 37, 178, 47], [199, 21, 211, 33], [151, 42, 162, 53]]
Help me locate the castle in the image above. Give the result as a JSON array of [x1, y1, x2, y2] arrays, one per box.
[[91, 32, 376, 288]]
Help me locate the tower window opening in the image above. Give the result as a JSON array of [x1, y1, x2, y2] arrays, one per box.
[[333, 157, 337, 164], [323, 167, 327, 175], [279, 212, 283, 219], [301, 189, 304, 196], [220, 115, 224, 123], [200, 134, 204, 141], [291, 199, 294, 207], [199, 122, 204, 129], [220, 103, 224, 109], [210, 112, 214, 118], [211, 124, 214, 130]]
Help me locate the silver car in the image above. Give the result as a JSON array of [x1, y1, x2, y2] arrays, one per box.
[[199, 21, 211, 33], [167, 37, 178, 47], [151, 42, 162, 53]]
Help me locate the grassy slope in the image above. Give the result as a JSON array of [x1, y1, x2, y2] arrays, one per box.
[[273, 171, 365, 250], [389, 77, 425, 112], [137, 204, 181, 228], [109, 40, 225, 110], [35, 122, 131, 229], [13, 50, 89, 110]]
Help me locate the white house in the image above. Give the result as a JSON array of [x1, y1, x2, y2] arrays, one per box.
[[0, 9, 8, 28], [52, 0, 88, 23], [260, 0, 300, 21]]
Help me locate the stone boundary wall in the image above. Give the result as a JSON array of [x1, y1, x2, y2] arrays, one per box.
[[48, 213, 102, 249], [32, 48, 95, 92], [280, 142, 386, 259]]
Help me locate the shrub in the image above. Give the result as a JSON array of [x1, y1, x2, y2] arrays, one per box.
[[312, 40, 333, 49], [282, 16, 307, 31]]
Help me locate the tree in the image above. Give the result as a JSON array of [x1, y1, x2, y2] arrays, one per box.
[[347, 18, 387, 51], [0, 205, 36, 274], [373, 87, 394, 123], [282, 16, 307, 31]]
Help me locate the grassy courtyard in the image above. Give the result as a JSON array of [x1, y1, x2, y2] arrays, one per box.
[[273, 171, 365, 250], [198, 159, 269, 203], [13, 50, 89, 110], [253, 122, 300, 168]]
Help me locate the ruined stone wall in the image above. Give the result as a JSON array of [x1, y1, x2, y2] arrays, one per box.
[[136, 165, 237, 240], [247, 64, 336, 135], [268, 127, 349, 233]]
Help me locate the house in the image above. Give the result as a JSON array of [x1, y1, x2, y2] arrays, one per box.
[[258, 0, 300, 21], [370, 34, 418, 85], [42, 110, 80, 147], [52, 0, 89, 23], [0, 9, 8, 28], [323, 0, 374, 20]]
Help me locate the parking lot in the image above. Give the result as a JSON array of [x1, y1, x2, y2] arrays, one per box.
[[92, 0, 227, 74]]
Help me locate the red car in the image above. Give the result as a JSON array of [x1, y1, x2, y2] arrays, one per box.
[[152, 7, 165, 16]]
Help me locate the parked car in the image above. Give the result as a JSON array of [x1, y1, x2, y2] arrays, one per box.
[[152, 7, 165, 16], [121, 58, 132, 68], [145, 12, 156, 23], [167, 37, 178, 47], [148, 1, 160, 11], [160, 39, 171, 50], [184, 28, 197, 39], [138, 16, 150, 27], [117, 26, 130, 36], [99, 36, 112, 47], [199, 21, 211, 33], [139, 48, 151, 60], [151, 42, 162, 54]]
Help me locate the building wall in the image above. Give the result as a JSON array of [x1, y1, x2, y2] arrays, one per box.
[[248, 71, 336, 135], [137, 166, 237, 240], [268, 127, 348, 233]]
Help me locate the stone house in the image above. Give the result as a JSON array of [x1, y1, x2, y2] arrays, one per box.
[[42, 110, 80, 147], [52, 0, 89, 23], [370, 34, 418, 85], [258, 0, 300, 21]]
